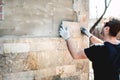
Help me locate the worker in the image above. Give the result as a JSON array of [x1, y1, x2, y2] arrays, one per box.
[[59, 17, 120, 80]]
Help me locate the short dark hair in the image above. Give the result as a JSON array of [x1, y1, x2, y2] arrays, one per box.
[[104, 18, 120, 37]]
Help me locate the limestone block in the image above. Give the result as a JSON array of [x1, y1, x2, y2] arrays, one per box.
[[73, 0, 89, 24], [56, 65, 76, 75], [0, 55, 6, 75], [3, 66, 76, 80], [0, 37, 89, 80], [1, 53, 29, 74], [1, 37, 89, 74], [29, 38, 67, 51], [34, 67, 56, 79], [0, 38, 70, 73], [25, 50, 67, 70], [0, 75, 2, 80], [75, 59, 89, 73], [62, 21, 81, 38], [80, 73, 89, 80], [61, 75, 80, 80], [2, 67, 56, 80], [3, 43, 30, 53], [2, 71, 34, 80], [0, 0, 74, 37], [0, 44, 3, 54]]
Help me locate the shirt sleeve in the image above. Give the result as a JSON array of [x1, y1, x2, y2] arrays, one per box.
[[84, 44, 103, 62]]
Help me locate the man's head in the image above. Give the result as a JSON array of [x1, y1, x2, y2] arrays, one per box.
[[101, 17, 120, 38]]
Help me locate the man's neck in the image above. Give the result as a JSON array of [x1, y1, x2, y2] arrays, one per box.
[[104, 36, 120, 44]]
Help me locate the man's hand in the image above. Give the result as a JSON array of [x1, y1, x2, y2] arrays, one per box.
[[59, 24, 71, 40], [80, 27, 92, 38]]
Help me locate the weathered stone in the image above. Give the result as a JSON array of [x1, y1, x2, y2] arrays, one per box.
[[2, 66, 89, 80], [73, 0, 89, 24], [29, 38, 67, 51], [1, 53, 29, 74], [0, 0, 74, 37], [0, 0, 89, 80], [34, 68, 56, 79], [61, 75, 80, 80], [75, 59, 89, 73], [1, 37, 89, 79], [56, 65, 76, 75], [80, 73, 89, 80], [2, 71, 34, 80], [3, 43, 30, 53], [0, 75, 2, 80], [0, 54, 6, 75], [0, 44, 3, 54]]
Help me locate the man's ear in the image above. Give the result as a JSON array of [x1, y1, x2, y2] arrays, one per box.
[[104, 26, 110, 33]]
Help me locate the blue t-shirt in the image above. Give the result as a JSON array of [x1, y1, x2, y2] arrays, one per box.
[[84, 42, 120, 80]]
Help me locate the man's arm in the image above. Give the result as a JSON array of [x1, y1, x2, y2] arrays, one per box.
[[90, 35, 103, 44], [81, 27, 103, 44], [65, 35, 104, 59], [66, 38, 87, 59], [59, 26, 103, 59], [59, 26, 86, 59]]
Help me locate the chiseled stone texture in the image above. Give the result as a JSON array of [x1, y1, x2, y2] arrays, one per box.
[[2, 65, 88, 80], [0, 21, 89, 80], [0, 0, 89, 80], [0, 54, 6, 75], [0, 37, 89, 80], [0, 75, 2, 80], [2, 71, 34, 80], [0, 44, 3, 54], [0, 0, 75, 37], [3, 43, 30, 53]]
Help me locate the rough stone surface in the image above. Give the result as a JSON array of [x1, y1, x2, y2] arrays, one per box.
[[3, 43, 30, 53], [0, 75, 2, 80], [0, 37, 89, 80], [0, 0, 90, 80], [0, 0, 75, 37]]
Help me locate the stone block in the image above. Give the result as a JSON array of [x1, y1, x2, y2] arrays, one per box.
[[1, 37, 89, 74], [0, 0, 74, 37], [34, 67, 56, 79], [2, 71, 34, 80], [0, 0, 89, 80], [1, 53, 29, 74], [3, 43, 30, 53], [29, 38, 67, 51], [2, 67, 55, 80], [75, 59, 89, 73], [61, 75, 80, 80], [0, 38, 69, 73], [0, 75, 2, 80], [0, 44, 3, 54], [56, 65, 76, 75], [0, 54, 6, 75], [62, 21, 81, 38], [80, 73, 89, 80], [73, 0, 89, 24]]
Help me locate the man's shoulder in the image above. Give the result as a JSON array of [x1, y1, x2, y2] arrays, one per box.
[[90, 43, 104, 47]]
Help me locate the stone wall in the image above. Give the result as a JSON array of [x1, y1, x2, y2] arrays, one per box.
[[0, 0, 90, 80], [0, 37, 89, 80], [0, 0, 75, 37]]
